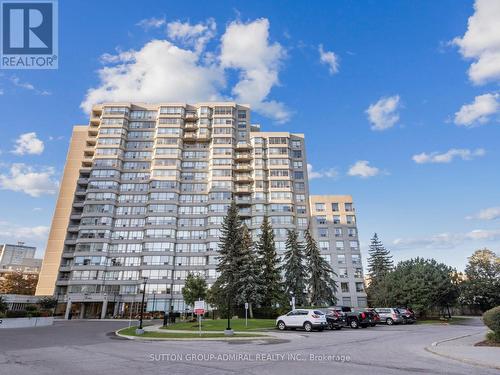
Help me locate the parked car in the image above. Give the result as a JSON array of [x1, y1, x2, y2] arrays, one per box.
[[276, 309, 328, 332], [328, 306, 373, 328], [364, 308, 380, 326], [374, 308, 404, 325], [396, 307, 416, 324], [323, 308, 345, 330]]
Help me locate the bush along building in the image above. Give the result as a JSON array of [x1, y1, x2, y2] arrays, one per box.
[[35, 103, 367, 318]]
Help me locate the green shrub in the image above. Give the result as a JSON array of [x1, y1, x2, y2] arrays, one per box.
[[483, 306, 500, 342], [25, 304, 38, 312], [6, 310, 28, 318]]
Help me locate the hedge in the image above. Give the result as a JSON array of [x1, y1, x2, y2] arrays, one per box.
[[482, 306, 500, 342]]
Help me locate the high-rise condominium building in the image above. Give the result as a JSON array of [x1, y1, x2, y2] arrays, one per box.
[[0, 243, 42, 281], [36, 102, 365, 319], [309, 195, 367, 308]]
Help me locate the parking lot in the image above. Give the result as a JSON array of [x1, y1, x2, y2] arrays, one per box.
[[0, 318, 496, 375]]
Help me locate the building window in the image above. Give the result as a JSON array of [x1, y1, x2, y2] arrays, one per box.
[[337, 254, 346, 264], [342, 297, 352, 307], [341, 282, 349, 293], [332, 202, 339, 211], [318, 228, 328, 238], [316, 215, 327, 225], [345, 203, 353, 211], [315, 203, 325, 212], [355, 282, 364, 293], [319, 241, 329, 251]]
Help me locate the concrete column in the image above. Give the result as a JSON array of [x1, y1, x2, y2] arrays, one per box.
[[113, 301, 120, 317], [64, 300, 72, 320], [101, 299, 108, 319], [79, 303, 86, 319]]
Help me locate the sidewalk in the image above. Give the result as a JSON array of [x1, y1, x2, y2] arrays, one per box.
[[426, 329, 500, 370]]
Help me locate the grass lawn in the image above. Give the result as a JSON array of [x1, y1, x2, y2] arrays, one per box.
[[118, 326, 265, 338], [161, 318, 276, 331], [417, 317, 471, 325]]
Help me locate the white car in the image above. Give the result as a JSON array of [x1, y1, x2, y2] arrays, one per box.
[[276, 309, 328, 332]]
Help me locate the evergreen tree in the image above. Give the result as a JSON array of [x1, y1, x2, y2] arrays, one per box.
[[282, 230, 308, 306], [366, 233, 394, 306], [367, 233, 393, 285], [236, 225, 263, 318], [305, 229, 337, 306], [213, 200, 244, 317], [256, 216, 283, 308]]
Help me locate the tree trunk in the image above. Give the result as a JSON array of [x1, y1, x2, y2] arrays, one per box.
[[249, 303, 254, 319]]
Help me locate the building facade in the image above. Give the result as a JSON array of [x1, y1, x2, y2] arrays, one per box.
[[0, 243, 42, 280], [309, 195, 367, 307], [36, 102, 366, 318]]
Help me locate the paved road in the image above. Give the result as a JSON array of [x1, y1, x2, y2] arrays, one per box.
[[0, 318, 497, 375]]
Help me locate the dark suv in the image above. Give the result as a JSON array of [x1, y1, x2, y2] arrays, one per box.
[[327, 306, 373, 329], [323, 308, 346, 330], [396, 307, 416, 324]]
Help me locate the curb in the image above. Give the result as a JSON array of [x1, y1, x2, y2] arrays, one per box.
[[114, 328, 275, 341], [425, 332, 500, 370]]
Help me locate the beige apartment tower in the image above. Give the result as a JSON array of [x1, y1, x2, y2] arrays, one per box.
[[36, 102, 365, 318]]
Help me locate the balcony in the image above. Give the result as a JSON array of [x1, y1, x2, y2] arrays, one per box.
[[234, 163, 251, 171], [238, 208, 252, 217], [235, 174, 253, 183], [236, 142, 252, 150], [235, 152, 252, 161], [183, 133, 197, 142], [184, 123, 198, 131], [185, 112, 198, 121], [235, 197, 252, 206], [235, 186, 252, 194]]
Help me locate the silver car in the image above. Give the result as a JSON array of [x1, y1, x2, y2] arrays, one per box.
[[374, 308, 404, 325]]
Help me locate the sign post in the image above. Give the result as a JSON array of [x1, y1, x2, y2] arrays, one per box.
[[194, 300, 205, 336], [244, 302, 249, 327], [291, 296, 296, 310]]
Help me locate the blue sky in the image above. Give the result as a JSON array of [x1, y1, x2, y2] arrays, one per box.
[[0, 0, 499, 271]]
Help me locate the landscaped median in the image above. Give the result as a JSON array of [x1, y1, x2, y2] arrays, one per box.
[[116, 318, 276, 340], [161, 318, 276, 331]]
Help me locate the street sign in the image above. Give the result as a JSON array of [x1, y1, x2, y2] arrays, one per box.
[[194, 300, 205, 315], [244, 302, 249, 310]]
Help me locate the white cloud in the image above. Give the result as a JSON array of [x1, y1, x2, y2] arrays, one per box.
[[11, 76, 34, 90], [454, 93, 499, 126], [220, 18, 290, 123], [0, 221, 49, 244], [467, 206, 500, 220], [0, 163, 59, 197], [366, 95, 401, 131], [393, 229, 500, 250], [10, 76, 51, 95], [347, 160, 380, 178], [318, 44, 339, 75], [167, 18, 216, 54], [307, 163, 338, 180], [452, 0, 500, 85], [12, 132, 45, 155], [137, 16, 166, 30], [82, 18, 289, 123], [412, 148, 485, 164], [81, 39, 225, 113]]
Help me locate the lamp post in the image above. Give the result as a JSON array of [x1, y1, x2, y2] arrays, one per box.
[[136, 278, 147, 335], [224, 283, 234, 336]]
